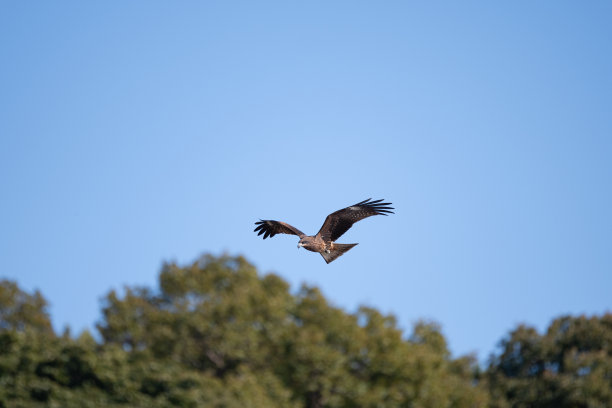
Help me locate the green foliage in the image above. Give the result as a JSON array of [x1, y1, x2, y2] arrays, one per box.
[[0, 280, 53, 334], [98, 255, 294, 375], [487, 315, 612, 408], [96, 254, 487, 407], [11, 255, 609, 407]]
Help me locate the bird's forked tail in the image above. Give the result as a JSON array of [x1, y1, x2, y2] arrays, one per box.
[[320, 243, 358, 264]]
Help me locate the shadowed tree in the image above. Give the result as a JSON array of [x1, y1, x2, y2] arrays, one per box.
[[487, 314, 612, 408]]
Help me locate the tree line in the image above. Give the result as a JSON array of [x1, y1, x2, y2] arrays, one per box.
[[1, 254, 610, 407]]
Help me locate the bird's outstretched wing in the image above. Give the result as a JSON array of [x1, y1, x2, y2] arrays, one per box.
[[254, 220, 306, 239], [316, 198, 394, 242]]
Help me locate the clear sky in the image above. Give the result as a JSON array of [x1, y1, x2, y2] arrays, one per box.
[[1, 1, 611, 361]]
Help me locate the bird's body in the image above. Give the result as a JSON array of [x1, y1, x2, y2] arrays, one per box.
[[297, 235, 327, 253], [254, 198, 394, 263]]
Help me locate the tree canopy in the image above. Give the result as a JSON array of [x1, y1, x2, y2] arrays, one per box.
[[1, 254, 610, 407], [486, 315, 612, 408]]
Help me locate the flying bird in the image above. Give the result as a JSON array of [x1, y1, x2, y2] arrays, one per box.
[[254, 198, 394, 263]]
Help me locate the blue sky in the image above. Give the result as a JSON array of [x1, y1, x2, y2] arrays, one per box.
[[1, 1, 611, 361]]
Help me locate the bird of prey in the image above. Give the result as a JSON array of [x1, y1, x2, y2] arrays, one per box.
[[254, 198, 394, 263]]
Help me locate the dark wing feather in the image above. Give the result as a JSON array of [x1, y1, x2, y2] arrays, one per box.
[[316, 198, 394, 242], [254, 220, 305, 240]]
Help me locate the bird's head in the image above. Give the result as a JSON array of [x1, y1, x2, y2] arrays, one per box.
[[297, 236, 312, 249]]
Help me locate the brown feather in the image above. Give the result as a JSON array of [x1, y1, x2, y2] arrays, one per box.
[[316, 198, 394, 242], [320, 243, 358, 264], [254, 220, 305, 239]]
